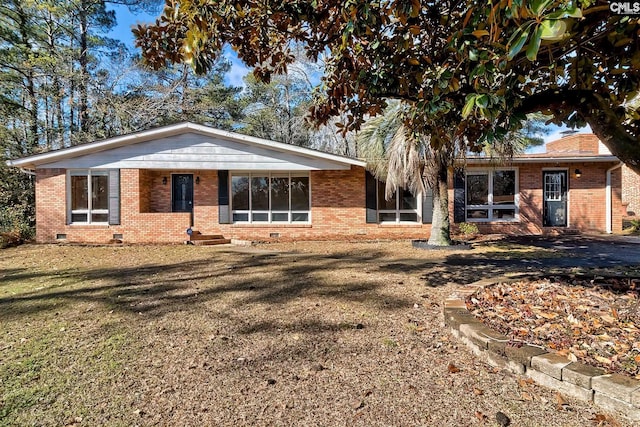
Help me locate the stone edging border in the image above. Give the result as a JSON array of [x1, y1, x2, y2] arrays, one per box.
[[443, 276, 640, 423]]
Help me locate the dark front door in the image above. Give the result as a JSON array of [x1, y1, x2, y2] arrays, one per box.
[[543, 171, 567, 227], [172, 174, 193, 212]]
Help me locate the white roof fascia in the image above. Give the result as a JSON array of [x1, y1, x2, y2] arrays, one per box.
[[463, 155, 620, 164], [6, 122, 366, 169]]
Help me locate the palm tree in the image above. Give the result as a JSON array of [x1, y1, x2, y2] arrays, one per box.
[[358, 102, 546, 246]]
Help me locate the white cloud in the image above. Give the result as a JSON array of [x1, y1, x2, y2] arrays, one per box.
[[223, 49, 250, 88]]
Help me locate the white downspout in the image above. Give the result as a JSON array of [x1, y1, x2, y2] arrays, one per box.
[[606, 162, 623, 234]]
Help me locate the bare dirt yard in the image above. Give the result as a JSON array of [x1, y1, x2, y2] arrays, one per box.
[[1, 239, 638, 426]]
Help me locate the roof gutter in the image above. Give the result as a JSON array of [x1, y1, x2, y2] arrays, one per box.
[[4, 159, 35, 175], [462, 155, 620, 164], [606, 162, 624, 234], [19, 168, 36, 176]]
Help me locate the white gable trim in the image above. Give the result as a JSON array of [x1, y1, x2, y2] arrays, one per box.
[[6, 122, 366, 170]]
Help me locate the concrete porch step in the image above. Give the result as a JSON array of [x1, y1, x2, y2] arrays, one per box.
[[190, 231, 225, 241], [192, 238, 232, 246], [543, 228, 581, 236], [188, 230, 230, 245]]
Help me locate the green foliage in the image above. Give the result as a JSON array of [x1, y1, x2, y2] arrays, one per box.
[[1, 1, 251, 237], [458, 222, 479, 237], [0, 207, 35, 247], [239, 71, 314, 147], [0, 158, 34, 247], [135, 0, 640, 174]]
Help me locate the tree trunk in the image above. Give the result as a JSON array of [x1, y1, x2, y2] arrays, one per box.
[[78, 0, 89, 136], [427, 156, 452, 246], [15, 1, 39, 152], [69, 12, 76, 144], [581, 97, 640, 174]]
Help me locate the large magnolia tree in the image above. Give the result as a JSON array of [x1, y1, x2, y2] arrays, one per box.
[[134, 0, 639, 173]]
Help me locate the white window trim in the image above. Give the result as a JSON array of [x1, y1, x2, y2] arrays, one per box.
[[67, 169, 110, 225], [230, 172, 311, 224], [465, 168, 519, 223], [376, 181, 422, 224]]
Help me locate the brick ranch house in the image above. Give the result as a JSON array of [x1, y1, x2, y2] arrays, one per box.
[[6, 122, 634, 244]]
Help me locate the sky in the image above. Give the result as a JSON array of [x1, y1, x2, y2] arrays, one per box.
[[106, 4, 250, 87], [108, 4, 588, 152], [528, 123, 593, 154]]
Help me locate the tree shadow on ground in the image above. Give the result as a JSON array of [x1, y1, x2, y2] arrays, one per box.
[[2, 236, 638, 323], [0, 249, 414, 324], [379, 235, 640, 287]]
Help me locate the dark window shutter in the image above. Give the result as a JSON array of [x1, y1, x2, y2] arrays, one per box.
[[453, 168, 466, 223], [108, 169, 120, 225], [422, 187, 433, 224], [365, 171, 377, 223], [218, 170, 230, 224]]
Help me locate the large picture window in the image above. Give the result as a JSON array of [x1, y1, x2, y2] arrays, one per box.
[[377, 181, 420, 223], [231, 172, 310, 223], [466, 169, 518, 222], [69, 170, 109, 224]]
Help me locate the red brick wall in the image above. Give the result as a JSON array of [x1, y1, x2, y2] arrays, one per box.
[[453, 162, 623, 235], [546, 134, 600, 154], [193, 171, 218, 230], [622, 165, 640, 216], [213, 166, 429, 241], [569, 163, 612, 232], [36, 169, 191, 243], [138, 169, 151, 213], [612, 167, 623, 231], [34, 166, 430, 243], [34, 162, 624, 244], [35, 168, 67, 242]]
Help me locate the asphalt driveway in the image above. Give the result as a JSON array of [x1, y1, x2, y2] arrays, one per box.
[[502, 234, 640, 268]]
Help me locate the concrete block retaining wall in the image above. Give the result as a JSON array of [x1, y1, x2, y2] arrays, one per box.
[[444, 283, 640, 423]]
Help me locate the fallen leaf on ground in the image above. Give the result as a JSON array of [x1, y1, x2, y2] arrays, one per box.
[[466, 277, 640, 378], [555, 392, 570, 409], [475, 411, 487, 421], [517, 378, 534, 388]]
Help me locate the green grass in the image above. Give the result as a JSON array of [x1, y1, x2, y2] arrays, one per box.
[[0, 319, 130, 426]]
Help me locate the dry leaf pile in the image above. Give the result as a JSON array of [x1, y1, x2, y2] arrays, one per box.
[[467, 276, 640, 377]]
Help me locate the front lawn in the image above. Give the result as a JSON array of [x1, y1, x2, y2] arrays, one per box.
[[0, 241, 634, 426]]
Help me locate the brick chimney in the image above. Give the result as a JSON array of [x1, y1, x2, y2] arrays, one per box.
[[546, 134, 600, 155]]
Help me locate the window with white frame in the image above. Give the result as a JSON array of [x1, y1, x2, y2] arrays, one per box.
[[544, 173, 563, 201], [466, 169, 518, 221], [69, 170, 109, 224], [231, 172, 310, 223], [377, 181, 420, 223]]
